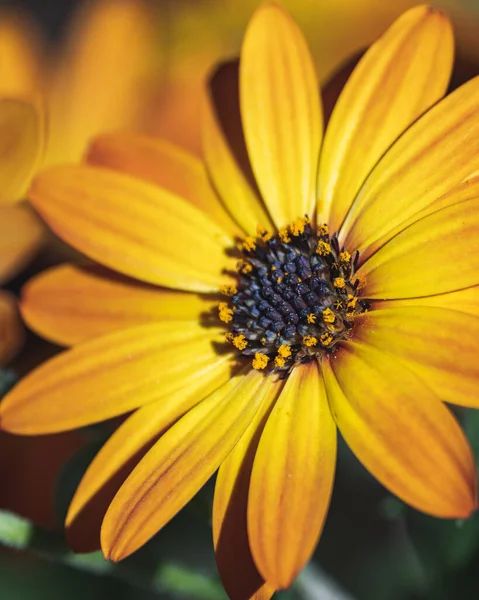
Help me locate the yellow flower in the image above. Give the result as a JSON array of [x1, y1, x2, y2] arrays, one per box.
[[3, 4, 479, 598], [0, 0, 161, 167], [0, 98, 43, 367]]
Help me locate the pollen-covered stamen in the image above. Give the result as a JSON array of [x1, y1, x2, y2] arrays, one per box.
[[218, 217, 369, 374]]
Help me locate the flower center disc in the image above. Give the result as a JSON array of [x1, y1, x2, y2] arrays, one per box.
[[218, 218, 368, 374]]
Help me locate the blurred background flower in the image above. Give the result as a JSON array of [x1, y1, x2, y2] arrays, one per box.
[[0, 1, 479, 600]]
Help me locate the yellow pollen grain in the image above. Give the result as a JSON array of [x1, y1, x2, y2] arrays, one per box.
[[232, 334, 248, 350], [220, 283, 237, 296], [278, 344, 292, 358], [320, 332, 333, 346], [306, 313, 316, 324], [277, 276, 282, 283], [237, 260, 253, 274], [322, 308, 336, 324], [334, 277, 346, 289], [274, 355, 286, 368], [218, 302, 233, 323], [242, 236, 256, 252], [257, 225, 272, 242], [278, 227, 291, 243], [303, 335, 318, 347], [252, 353, 269, 370], [316, 240, 331, 256], [347, 294, 358, 309], [318, 223, 329, 236], [290, 217, 307, 236], [339, 251, 351, 264], [225, 332, 234, 343], [334, 300, 343, 310]]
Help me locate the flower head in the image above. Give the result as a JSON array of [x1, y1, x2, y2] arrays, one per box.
[[4, 4, 479, 599]]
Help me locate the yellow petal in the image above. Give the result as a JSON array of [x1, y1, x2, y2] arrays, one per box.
[[0, 9, 43, 97], [21, 263, 215, 347], [248, 362, 336, 589], [375, 286, 479, 317], [0, 322, 230, 433], [358, 196, 479, 299], [28, 165, 234, 292], [102, 369, 270, 561], [322, 343, 476, 518], [341, 75, 479, 258], [0, 204, 44, 285], [203, 61, 273, 236], [67, 370, 233, 540], [0, 97, 43, 205], [318, 5, 453, 231], [213, 376, 283, 600], [0, 290, 24, 367], [87, 132, 243, 239], [354, 306, 479, 408], [240, 4, 322, 227], [45, 0, 159, 167]]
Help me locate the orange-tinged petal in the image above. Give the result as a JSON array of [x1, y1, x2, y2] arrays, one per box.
[[375, 286, 479, 317], [240, 4, 322, 227], [102, 369, 269, 561], [318, 5, 453, 231], [28, 165, 234, 292], [359, 197, 479, 299], [213, 376, 283, 600], [341, 75, 479, 258], [0, 322, 230, 433], [21, 263, 215, 347], [354, 306, 479, 408], [0, 204, 44, 285], [86, 132, 243, 239], [248, 362, 336, 589], [322, 343, 476, 518], [0, 290, 24, 367], [0, 9, 43, 97], [0, 97, 43, 205], [45, 0, 158, 166], [203, 61, 273, 236], [67, 370, 233, 544]]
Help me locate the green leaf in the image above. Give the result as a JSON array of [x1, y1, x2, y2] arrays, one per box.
[[0, 368, 17, 398]]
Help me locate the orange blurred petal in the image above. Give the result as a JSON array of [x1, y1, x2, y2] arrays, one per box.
[[323, 343, 476, 518], [0, 9, 43, 96], [0, 322, 230, 433], [102, 369, 270, 561], [45, 0, 159, 166], [240, 4, 322, 227], [248, 362, 336, 589], [0, 98, 43, 205], [0, 290, 24, 367], [341, 75, 479, 259], [0, 204, 44, 285], [354, 306, 479, 408], [21, 263, 215, 347], [28, 165, 234, 292], [87, 132, 242, 238], [203, 61, 273, 236], [318, 5, 453, 231], [213, 376, 283, 600]]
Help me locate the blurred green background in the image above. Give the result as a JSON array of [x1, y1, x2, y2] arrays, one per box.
[[1, 0, 479, 599]]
